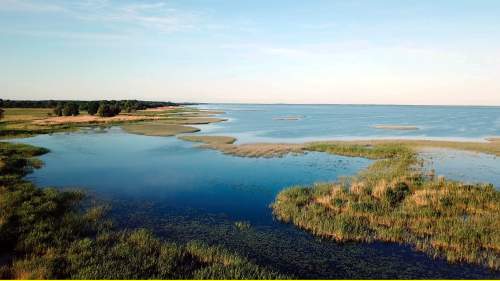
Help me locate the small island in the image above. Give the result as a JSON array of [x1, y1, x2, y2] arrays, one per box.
[[373, 124, 419, 130]]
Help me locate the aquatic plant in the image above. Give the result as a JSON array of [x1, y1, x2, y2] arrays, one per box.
[[234, 221, 251, 231], [272, 142, 500, 270], [0, 142, 284, 279]]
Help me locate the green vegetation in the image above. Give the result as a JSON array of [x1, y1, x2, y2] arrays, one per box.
[[272, 142, 500, 270], [0, 99, 178, 110], [97, 101, 122, 117], [86, 101, 99, 115], [53, 102, 80, 116], [0, 142, 284, 279]]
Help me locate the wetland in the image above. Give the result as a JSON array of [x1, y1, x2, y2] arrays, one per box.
[[1, 104, 500, 279]]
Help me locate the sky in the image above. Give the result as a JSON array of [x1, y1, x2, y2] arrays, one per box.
[[1, 0, 499, 105]]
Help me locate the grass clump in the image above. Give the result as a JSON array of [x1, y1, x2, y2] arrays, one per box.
[[272, 142, 500, 270], [234, 221, 251, 231], [0, 142, 284, 279]]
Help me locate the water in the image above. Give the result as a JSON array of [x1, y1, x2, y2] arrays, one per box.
[[196, 104, 500, 143], [12, 104, 500, 278], [421, 147, 500, 187]]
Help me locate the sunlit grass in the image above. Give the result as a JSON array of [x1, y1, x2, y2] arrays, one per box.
[[272, 142, 500, 269]]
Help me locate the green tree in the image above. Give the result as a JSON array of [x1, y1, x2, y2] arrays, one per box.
[[87, 101, 99, 116], [97, 103, 111, 117], [98, 102, 121, 117], [123, 100, 137, 113], [53, 102, 64, 116], [0, 108, 4, 120], [62, 103, 79, 116]]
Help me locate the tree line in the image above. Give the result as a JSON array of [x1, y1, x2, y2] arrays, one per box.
[[52, 101, 124, 117], [0, 99, 179, 109], [0, 99, 180, 118]]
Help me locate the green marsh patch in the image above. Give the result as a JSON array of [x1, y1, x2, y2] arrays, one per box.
[[272, 142, 500, 270]]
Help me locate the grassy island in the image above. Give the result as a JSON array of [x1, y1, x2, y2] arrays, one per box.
[[0, 142, 284, 279], [272, 142, 500, 270]]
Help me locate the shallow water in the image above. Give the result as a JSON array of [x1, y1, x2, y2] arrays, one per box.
[[420, 148, 500, 188], [196, 104, 500, 143], [12, 104, 500, 278]]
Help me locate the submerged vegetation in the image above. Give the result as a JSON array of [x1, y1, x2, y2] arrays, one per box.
[[0, 142, 284, 279], [272, 142, 500, 270]]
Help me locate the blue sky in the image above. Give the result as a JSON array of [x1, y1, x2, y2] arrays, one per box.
[[1, 0, 499, 105]]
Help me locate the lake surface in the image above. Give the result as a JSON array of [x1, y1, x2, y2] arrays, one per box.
[[13, 104, 500, 278], [420, 147, 500, 188], [196, 104, 500, 143]]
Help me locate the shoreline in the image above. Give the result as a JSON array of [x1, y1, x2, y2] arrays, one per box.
[[178, 134, 500, 157]]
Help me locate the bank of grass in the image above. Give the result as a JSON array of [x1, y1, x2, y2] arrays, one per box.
[[272, 142, 500, 270], [0, 142, 285, 279], [177, 135, 500, 159], [179, 135, 237, 145], [309, 138, 500, 157]]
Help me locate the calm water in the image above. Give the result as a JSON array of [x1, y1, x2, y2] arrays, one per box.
[[196, 104, 500, 143], [13, 104, 500, 278], [420, 148, 500, 188]]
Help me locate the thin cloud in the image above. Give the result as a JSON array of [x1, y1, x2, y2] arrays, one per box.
[[0, 0, 64, 12], [1, 0, 201, 34]]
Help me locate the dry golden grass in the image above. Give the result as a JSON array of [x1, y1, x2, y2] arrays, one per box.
[[32, 114, 160, 125], [178, 135, 306, 157], [1, 108, 53, 122], [179, 135, 236, 145]]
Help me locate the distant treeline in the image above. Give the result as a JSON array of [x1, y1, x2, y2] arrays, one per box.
[[0, 99, 179, 109]]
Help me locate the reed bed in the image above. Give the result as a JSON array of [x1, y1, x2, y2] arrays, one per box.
[[272, 142, 500, 270]]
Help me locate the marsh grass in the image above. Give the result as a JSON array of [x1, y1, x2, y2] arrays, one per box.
[[179, 135, 237, 145], [179, 135, 305, 158], [272, 142, 500, 270]]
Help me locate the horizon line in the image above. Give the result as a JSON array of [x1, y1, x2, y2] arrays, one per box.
[[2, 99, 500, 108]]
